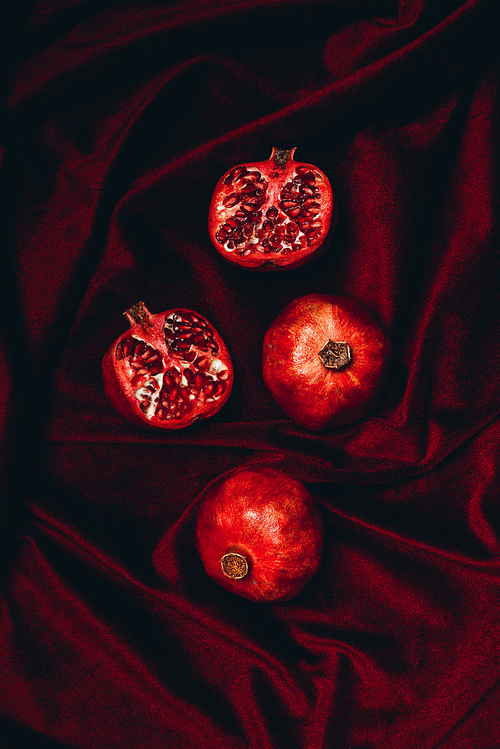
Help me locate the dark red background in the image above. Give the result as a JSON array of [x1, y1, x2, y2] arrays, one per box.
[[1, 1, 499, 746]]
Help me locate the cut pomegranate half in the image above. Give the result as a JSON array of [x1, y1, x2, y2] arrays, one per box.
[[102, 302, 233, 429], [208, 148, 337, 270]]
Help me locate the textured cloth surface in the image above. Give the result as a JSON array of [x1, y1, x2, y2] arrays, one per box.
[[1, 1, 499, 747]]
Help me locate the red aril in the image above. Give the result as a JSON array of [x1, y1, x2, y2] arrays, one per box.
[[195, 466, 324, 602], [262, 294, 392, 430], [208, 147, 337, 270], [102, 302, 233, 429]]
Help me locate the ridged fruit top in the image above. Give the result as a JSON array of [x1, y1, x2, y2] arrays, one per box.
[[195, 466, 324, 602], [262, 294, 392, 430]]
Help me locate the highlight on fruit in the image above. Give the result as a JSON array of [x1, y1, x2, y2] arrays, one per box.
[[102, 302, 233, 429], [195, 466, 324, 602], [262, 293, 392, 430], [208, 147, 337, 270]]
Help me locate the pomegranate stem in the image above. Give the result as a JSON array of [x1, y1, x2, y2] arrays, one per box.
[[272, 147, 296, 169], [221, 552, 248, 579], [318, 340, 351, 370], [123, 301, 153, 330]]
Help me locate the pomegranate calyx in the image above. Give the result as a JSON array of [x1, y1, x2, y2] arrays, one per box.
[[123, 301, 153, 331], [221, 552, 248, 579], [318, 340, 351, 370], [272, 147, 296, 169]]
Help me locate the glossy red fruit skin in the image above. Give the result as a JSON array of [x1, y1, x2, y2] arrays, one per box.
[[195, 466, 324, 602], [102, 302, 233, 430], [208, 147, 337, 270], [262, 294, 392, 430]]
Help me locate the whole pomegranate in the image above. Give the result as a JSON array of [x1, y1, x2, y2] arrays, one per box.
[[102, 302, 233, 429], [208, 147, 337, 270], [195, 466, 324, 602], [262, 294, 392, 430]]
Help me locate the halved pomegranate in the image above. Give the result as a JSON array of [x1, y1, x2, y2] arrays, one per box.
[[195, 466, 324, 602], [102, 302, 233, 429], [208, 147, 337, 270]]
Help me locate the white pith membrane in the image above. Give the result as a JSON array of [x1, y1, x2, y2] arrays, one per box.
[[213, 164, 326, 258], [114, 312, 230, 422]]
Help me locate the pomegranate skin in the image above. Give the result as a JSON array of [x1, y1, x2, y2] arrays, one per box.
[[102, 302, 233, 430], [208, 147, 337, 270], [262, 294, 392, 430], [195, 467, 324, 602]]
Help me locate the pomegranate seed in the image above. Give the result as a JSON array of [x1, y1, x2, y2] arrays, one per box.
[[266, 206, 278, 219], [195, 356, 210, 370], [305, 226, 320, 236], [223, 193, 239, 207], [215, 230, 228, 243], [203, 381, 215, 396], [232, 167, 247, 181], [239, 185, 258, 196], [307, 233, 321, 245], [298, 170, 316, 183]]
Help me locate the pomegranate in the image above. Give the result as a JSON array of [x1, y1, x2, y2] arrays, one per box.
[[208, 147, 337, 270], [262, 294, 392, 430], [102, 302, 233, 429], [195, 466, 324, 602]]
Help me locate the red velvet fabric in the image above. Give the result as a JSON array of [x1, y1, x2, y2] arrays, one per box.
[[2, 1, 499, 746]]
